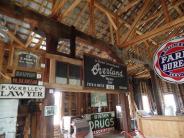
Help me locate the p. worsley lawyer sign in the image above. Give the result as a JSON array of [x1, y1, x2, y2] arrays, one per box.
[[0, 84, 45, 98], [84, 55, 127, 90], [153, 36, 184, 83]]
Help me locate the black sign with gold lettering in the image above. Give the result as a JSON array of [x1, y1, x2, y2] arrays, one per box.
[[18, 53, 37, 68], [15, 70, 37, 79]]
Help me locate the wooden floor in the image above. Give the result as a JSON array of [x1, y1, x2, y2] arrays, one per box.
[[94, 133, 124, 138]]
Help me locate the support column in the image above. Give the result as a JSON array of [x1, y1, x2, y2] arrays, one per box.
[[40, 89, 54, 138], [119, 93, 131, 132], [70, 26, 76, 58], [132, 78, 143, 110], [46, 35, 58, 54], [150, 71, 163, 115]]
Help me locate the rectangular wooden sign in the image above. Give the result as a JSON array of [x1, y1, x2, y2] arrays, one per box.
[[15, 70, 37, 79], [12, 77, 38, 85], [0, 84, 45, 99], [85, 112, 115, 135]]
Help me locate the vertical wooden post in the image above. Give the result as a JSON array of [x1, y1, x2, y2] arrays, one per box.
[[0, 42, 4, 71], [40, 89, 54, 138], [132, 78, 143, 110], [119, 93, 131, 133], [70, 26, 76, 58], [46, 35, 58, 54], [150, 71, 163, 115]]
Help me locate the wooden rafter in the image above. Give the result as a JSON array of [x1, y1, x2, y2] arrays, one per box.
[[25, 32, 35, 47], [74, 5, 87, 26], [120, 0, 150, 44], [121, 15, 184, 48], [58, 0, 81, 20], [160, 0, 171, 22], [93, 0, 128, 29], [106, 13, 117, 31], [33, 37, 45, 50], [10, 24, 19, 45], [117, 0, 141, 16], [52, 0, 67, 17], [0, 0, 122, 63], [175, 6, 183, 16], [138, 1, 184, 26], [109, 21, 114, 45], [115, 13, 120, 46], [88, 0, 95, 35], [7, 31, 26, 48]]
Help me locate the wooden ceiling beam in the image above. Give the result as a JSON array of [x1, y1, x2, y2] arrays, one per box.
[[74, 5, 87, 26], [120, 0, 150, 44], [106, 13, 117, 31], [59, 0, 81, 20], [89, 0, 95, 35], [7, 31, 26, 48], [138, 1, 184, 26], [109, 21, 114, 45], [25, 32, 35, 47], [160, 0, 171, 22], [0, 0, 122, 63], [120, 15, 184, 48], [93, 0, 130, 29], [52, 0, 67, 17], [117, 0, 141, 16]]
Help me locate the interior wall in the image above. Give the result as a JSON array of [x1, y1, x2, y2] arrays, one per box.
[[132, 76, 184, 115]]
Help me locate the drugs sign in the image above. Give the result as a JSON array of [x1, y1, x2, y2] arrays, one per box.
[[153, 36, 184, 83], [85, 112, 115, 135]]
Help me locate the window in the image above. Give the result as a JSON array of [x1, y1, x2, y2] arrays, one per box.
[[55, 61, 81, 85], [55, 61, 67, 84], [142, 95, 151, 113], [54, 91, 61, 125], [163, 94, 176, 116], [69, 64, 80, 85]]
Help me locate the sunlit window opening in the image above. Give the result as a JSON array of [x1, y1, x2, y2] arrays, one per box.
[[163, 94, 176, 116], [54, 91, 61, 125], [142, 95, 151, 113]]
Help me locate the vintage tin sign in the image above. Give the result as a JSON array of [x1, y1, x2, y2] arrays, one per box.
[[153, 36, 184, 83], [83, 55, 128, 90], [0, 84, 45, 99], [85, 112, 115, 136]]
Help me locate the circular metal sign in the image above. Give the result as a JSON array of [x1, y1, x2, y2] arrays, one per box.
[[153, 36, 184, 83]]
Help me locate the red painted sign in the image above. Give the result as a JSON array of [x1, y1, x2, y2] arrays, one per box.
[[153, 36, 184, 83]]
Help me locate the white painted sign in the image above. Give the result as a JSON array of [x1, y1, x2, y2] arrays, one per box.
[[0, 99, 19, 137], [0, 84, 45, 99], [44, 106, 56, 116]]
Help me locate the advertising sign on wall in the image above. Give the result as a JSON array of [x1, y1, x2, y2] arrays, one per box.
[[44, 106, 56, 116], [18, 52, 37, 67], [0, 99, 19, 137], [153, 36, 184, 83], [12, 77, 38, 85], [0, 84, 45, 99], [15, 70, 37, 79], [83, 55, 127, 90], [91, 93, 107, 107], [85, 112, 115, 135], [14, 49, 40, 68]]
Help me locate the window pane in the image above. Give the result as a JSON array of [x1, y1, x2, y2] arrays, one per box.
[[55, 61, 67, 84], [164, 94, 176, 116], [142, 95, 151, 113], [69, 64, 80, 85]]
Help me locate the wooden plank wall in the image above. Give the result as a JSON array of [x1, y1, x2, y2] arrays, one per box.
[[132, 76, 184, 115]]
